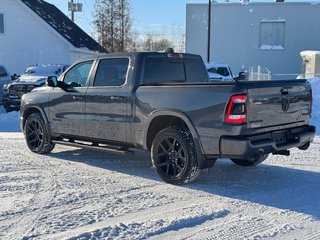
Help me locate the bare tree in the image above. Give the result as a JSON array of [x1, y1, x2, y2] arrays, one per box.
[[134, 24, 185, 52], [94, 0, 133, 52]]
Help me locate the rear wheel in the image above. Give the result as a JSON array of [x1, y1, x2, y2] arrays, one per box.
[[25, 113, 55, 154], [151, 127, 200, 185], [231, 154, 269, 167]]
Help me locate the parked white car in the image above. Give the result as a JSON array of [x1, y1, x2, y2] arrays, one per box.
[[2, 64, 69, 111], [0, 65, 11, 104], [205, 63, 234, 82]]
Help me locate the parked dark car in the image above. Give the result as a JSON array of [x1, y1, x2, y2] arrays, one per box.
[[0, 64, 11, 104], [20, 52, 315, 185], [2, 64, 69, 111]]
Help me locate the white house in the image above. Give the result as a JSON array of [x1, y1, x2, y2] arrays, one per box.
[[0, 0, 107, 75], [186, 2, 320, 79]]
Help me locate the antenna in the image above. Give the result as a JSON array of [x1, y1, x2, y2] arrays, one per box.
[[68, 0, 83, 22]]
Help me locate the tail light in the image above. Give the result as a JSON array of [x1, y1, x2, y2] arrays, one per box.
[[225, 95, 247, 124], [168, 53, 183, 58]]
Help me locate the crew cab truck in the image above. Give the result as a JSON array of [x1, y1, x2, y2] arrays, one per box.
[[20, 52, 315, 185]]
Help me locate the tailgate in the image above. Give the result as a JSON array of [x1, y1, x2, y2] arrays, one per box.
[[247, 81, 311, 129]]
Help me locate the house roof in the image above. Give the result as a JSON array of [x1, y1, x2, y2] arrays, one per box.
[[21, 0, 108, 53]]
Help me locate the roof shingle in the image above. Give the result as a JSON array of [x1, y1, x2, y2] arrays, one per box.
[[21, 0, 108, 53]]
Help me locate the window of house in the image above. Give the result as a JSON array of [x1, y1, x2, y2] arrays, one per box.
[[260, 20, 285, 50], [0, 14, 4, 34]]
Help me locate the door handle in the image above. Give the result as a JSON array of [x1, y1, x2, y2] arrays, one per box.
[[73, 96, 84, 101], [110, 96, 124, 101]]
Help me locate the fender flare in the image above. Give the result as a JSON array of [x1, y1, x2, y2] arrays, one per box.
[[143, 109, 205, 154], [20, 104, 50, 132]]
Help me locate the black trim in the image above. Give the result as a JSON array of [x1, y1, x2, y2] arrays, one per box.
[[220, 125, 315, 159]]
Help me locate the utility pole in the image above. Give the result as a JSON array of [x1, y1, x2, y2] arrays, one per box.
[[71, 0, 74, 22], [68, 0, 83, 22], [207, 0, 212, 63]]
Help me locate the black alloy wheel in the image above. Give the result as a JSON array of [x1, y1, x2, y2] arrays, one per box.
[[152, 127, 200, 185], [25, 113, 55, 154]]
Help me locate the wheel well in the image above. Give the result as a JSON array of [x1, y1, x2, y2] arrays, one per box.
[[22, 108, 41, 130], [146, 116, 189, 150]]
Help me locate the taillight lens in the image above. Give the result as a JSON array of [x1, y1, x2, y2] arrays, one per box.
[[225, 95, 247, 124], [167, 53, 183, 58]]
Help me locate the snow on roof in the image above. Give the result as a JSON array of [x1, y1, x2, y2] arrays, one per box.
[[205, 62, 230, 68], [21, 0, 108, 53], [300, 51, 320, 57], [22, 64, 65, 75]]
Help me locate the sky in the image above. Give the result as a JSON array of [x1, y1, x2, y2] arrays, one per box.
[[45, 0, 212, 35], [45, 0, 305, 37]]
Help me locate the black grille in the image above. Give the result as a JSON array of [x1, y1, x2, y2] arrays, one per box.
[[9, 85, 35, 98]]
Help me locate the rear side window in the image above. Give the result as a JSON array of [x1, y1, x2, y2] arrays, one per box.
[[143, 57, 208, 84], [94, 58, 129, 87], [0, 66, 8, 77]]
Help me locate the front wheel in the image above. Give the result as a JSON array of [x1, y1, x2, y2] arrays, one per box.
[[231, 154, 269, 167], [24, 113, 55, 154], [151, 127, 200, 185]]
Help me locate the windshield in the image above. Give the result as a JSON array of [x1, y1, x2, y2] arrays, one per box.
[[207, 67, 230, 77]]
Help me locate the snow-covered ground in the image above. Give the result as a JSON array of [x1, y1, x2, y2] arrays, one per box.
[[0, 133, 319, 239], [0, 79, 319, 239]]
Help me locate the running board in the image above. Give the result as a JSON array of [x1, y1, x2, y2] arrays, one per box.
[[52, 140, 134, 155]]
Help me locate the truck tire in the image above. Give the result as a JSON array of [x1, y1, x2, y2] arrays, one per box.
[[151, 127, 200, 185], [231, 154, 269, 167], [24, 113, 55, 154]]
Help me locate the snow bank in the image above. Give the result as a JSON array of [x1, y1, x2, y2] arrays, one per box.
[[0, 106, 20, 132], [309, 78, 320, 135]]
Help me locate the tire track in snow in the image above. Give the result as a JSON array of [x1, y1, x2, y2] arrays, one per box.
[[1, 148, 58, 240], [45, 197, 230, 240], [1, 133, 320, 239]]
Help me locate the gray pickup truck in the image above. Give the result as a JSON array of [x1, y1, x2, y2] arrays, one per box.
[[20, 51, 315, 185]]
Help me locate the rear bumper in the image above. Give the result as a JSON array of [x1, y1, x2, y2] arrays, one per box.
[[219, 125, 316, 159]]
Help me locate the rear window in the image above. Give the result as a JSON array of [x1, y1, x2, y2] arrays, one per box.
[[143, 57, 208, 84], [0, 66, 8, 77]]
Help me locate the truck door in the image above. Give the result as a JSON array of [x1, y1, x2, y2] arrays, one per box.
[[84, 58, 130, 143], [48, 60, 93, 137]]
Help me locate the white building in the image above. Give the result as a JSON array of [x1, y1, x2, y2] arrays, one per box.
[[186, 2, 320, 78], [0, 0, 107, 75]]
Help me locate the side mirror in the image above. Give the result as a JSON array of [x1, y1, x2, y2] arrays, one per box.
[[11, 74, 19, 81], [235, 71, 246, 81], [46, 76, 58, 87]]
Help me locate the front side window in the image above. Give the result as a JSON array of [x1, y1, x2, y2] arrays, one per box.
[[260, 21, 285, 50], [0, 14, 4, 34], [94, 58, 129, 87], [63, 61, 93, 87]]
